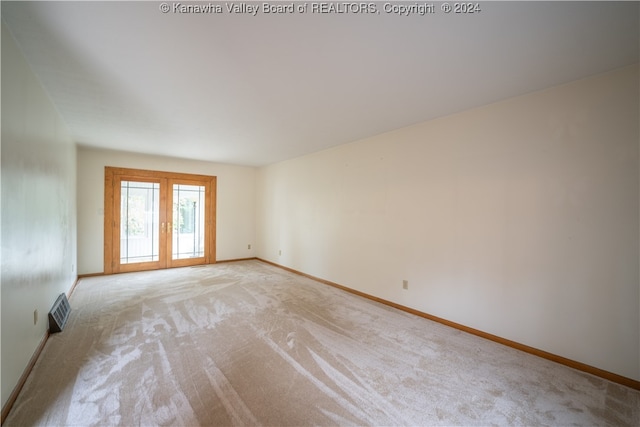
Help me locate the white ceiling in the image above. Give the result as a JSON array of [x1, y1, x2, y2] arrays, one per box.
[[2, 1, 638, 166]]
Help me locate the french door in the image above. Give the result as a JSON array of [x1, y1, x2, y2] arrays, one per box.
[[104, 167, 216, 274]]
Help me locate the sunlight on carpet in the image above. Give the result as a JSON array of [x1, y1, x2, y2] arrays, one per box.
[[4, 260, 639, 426]]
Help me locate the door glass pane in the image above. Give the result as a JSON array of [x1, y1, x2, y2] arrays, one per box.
[[172, 184, 205, 260], [120, 181, 160, 264]]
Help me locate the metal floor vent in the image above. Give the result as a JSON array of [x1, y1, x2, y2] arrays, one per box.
[[49, 293, 71, 333]]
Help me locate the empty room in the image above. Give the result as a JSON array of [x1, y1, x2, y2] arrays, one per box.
[[1, 1, 639, 425]]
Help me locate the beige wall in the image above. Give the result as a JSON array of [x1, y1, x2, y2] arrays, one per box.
[[256, 65, 640, 381], [1, 23, 78, 407], [77, 148, 256, 275]]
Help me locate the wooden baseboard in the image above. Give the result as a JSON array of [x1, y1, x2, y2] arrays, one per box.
[[67, 276, 80, 300], [77, 258, 259, 277], [77, 272, 105, 279], [1, 332, 49, 424], [215, 257, 258, 264], [257, 258, 640, 391]]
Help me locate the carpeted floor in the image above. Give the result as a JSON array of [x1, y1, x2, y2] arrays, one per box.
[[4, 260, 639, 426]]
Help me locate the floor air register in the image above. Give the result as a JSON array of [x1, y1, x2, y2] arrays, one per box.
[[48, 293, 71, 333]]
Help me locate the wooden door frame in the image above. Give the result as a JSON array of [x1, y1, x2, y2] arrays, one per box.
[[166, 176, 214, 269], [112, 174, 168, 273], [104, 167, 217, 274]]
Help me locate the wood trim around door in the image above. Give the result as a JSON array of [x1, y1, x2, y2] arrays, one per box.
[[104, 167, 217, 274], [166, 176, 215, 269]]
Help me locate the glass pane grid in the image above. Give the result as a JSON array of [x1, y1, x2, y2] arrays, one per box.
[[120, 181, 160, 264], [173, 184, 206, 260]]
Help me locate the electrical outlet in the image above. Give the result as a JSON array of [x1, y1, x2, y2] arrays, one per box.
[[248, 244, 251, 250], [279, 250, 282, 256], [33, 309, 38, 325], [403, 280, 408, 290]]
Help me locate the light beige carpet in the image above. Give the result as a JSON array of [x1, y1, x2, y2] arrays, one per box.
[[4, 260, 639, 426]]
